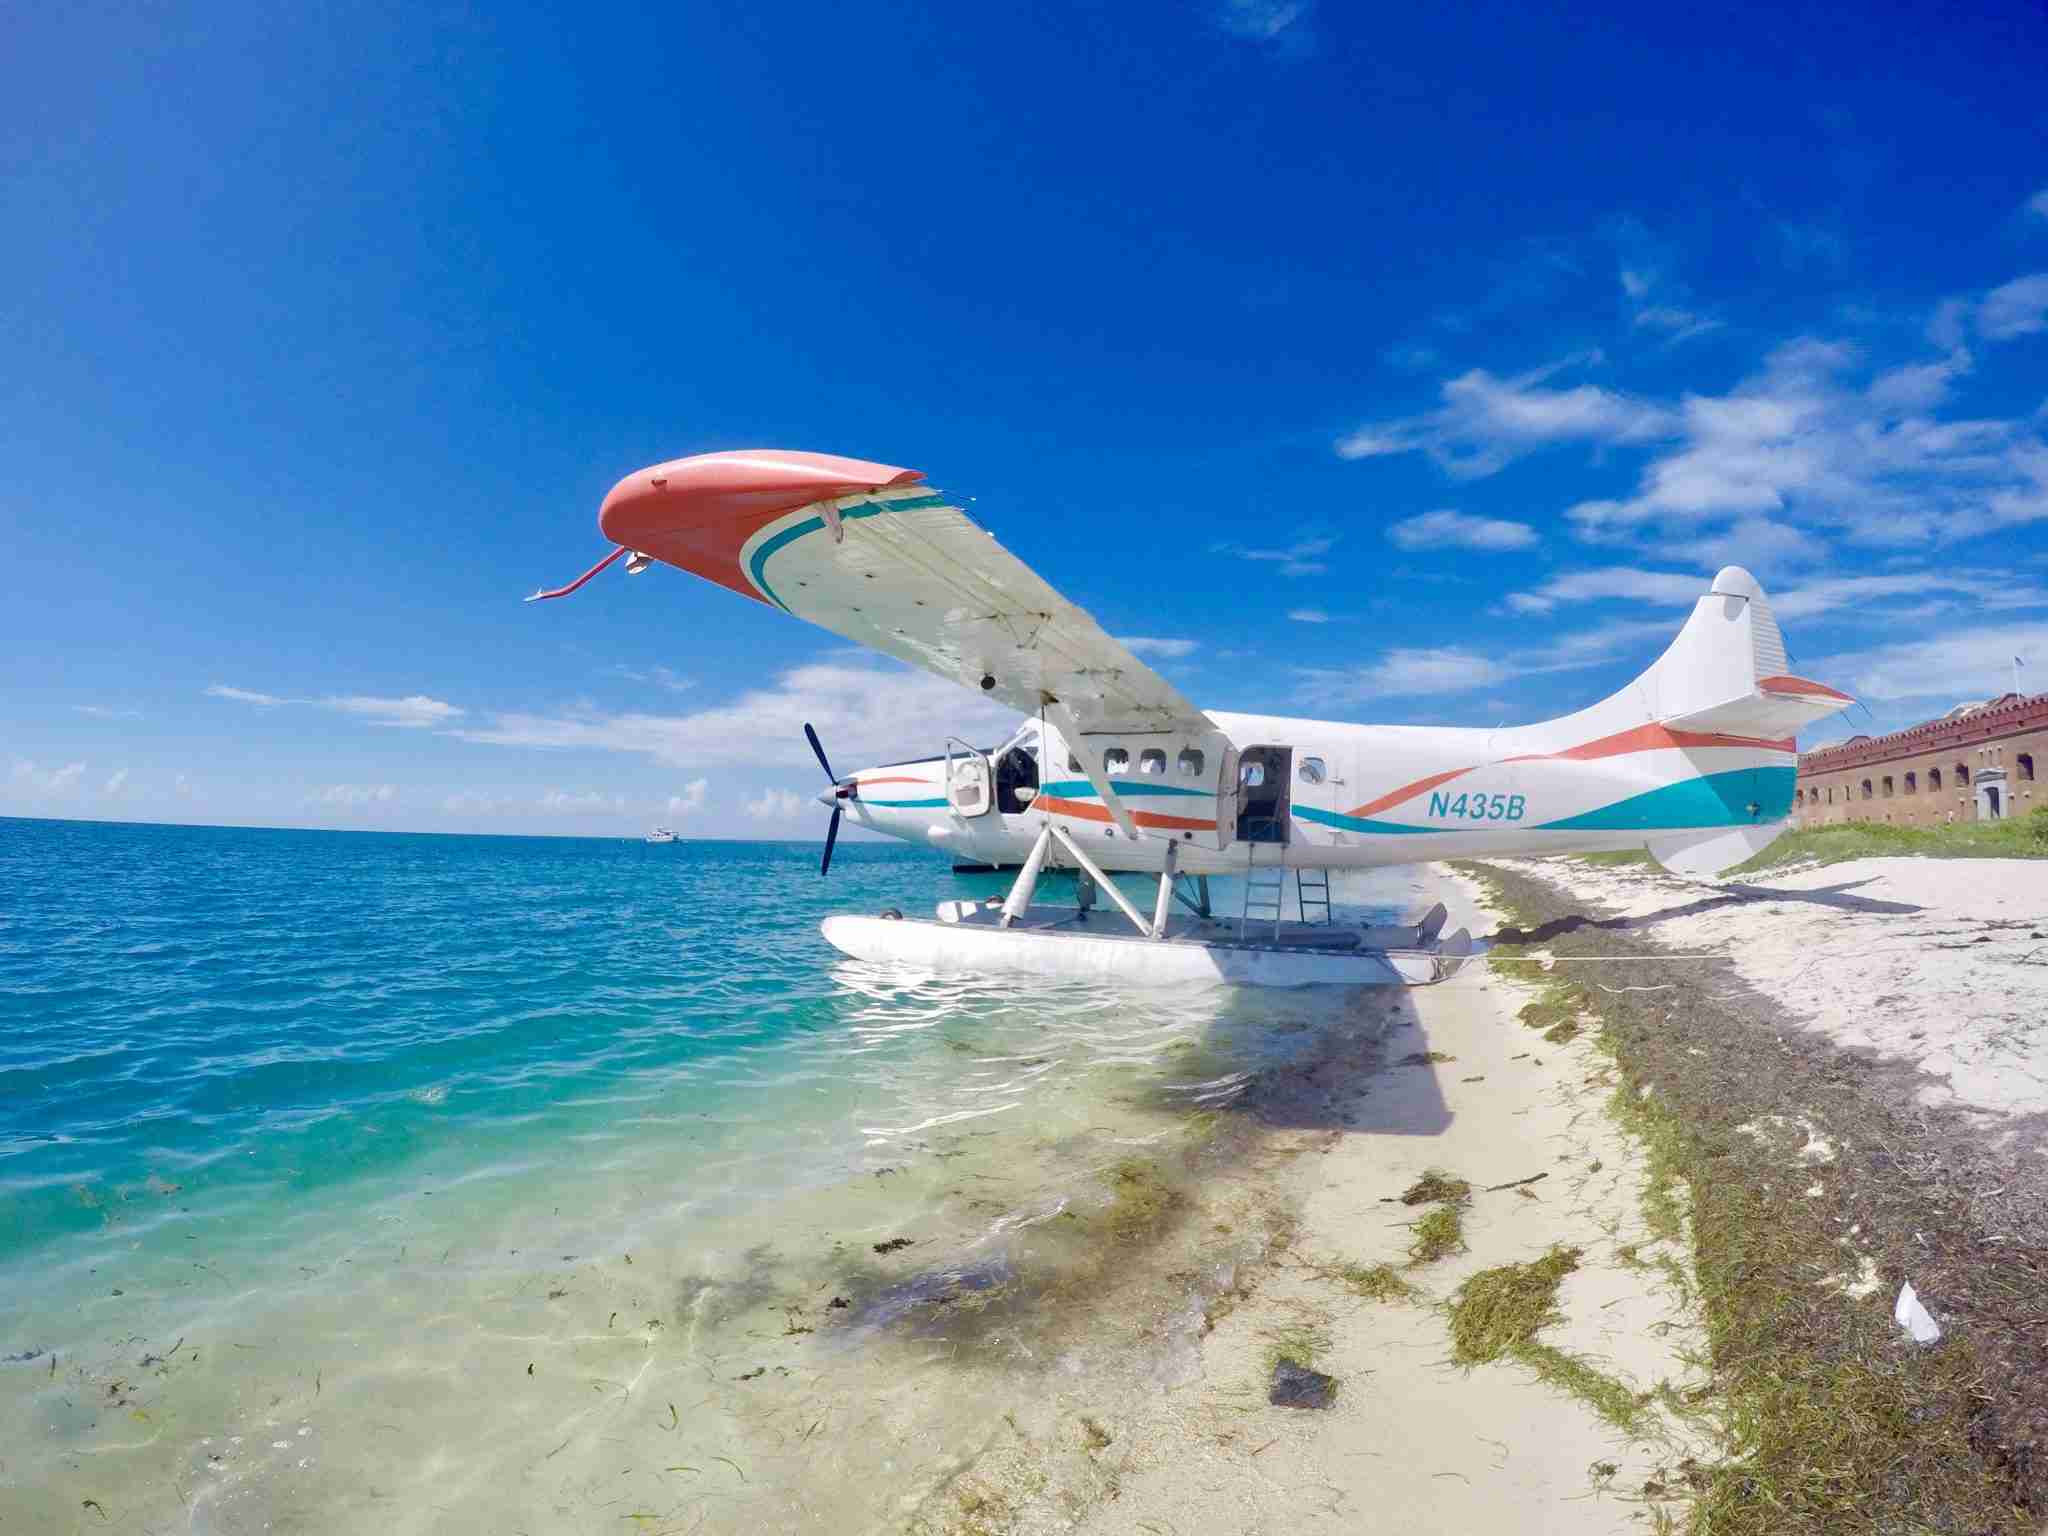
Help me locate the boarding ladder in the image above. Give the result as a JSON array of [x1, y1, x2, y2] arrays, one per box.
[[1239, 845, 1287, 942], [1295, 868, 1332, 927]]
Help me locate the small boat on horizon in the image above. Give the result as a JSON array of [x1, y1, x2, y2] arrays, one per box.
[[645, 827, 679, 844]]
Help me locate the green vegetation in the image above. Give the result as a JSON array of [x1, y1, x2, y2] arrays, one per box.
[[1459, 859, 2033, 1534], [1336, 1261, 1417, 1303], [1732, 805, 2048, 873], [1398, 1168, 1472, 1207], [1567, 849, 1656, 866], [1259, 1318, 1332, 1375], [1447, 1244, 1647, 1433], [1447, 1245, 1582, 1363], [1099, 1157, 1182, 1242], [1517, 989, 1591, 1045], [1407, 1204, 1464, 1264]]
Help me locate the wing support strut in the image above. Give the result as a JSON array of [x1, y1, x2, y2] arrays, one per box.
[[1041, 699, 1142, 841]]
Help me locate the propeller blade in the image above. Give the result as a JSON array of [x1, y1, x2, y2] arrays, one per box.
[[821, 805, 842, 877], [804, 722, 837, 785]]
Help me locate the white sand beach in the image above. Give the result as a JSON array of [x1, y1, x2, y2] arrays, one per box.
[[1485, 856, 2048, 1131]]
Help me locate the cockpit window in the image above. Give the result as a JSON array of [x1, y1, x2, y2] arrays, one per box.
[[999, 722, 1040, 760]]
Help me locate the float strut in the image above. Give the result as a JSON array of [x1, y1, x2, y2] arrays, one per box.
[[1048, 826, 1155, 936], [1149, 841, 1179, 941], [1001, 826, 1055, 928]]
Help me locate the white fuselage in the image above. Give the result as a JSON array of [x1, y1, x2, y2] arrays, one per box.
[[830, 706, 1797, 875]]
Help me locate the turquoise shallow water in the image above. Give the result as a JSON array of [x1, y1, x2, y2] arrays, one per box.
[[1, 815, 1432, 1531], [0, 818, 1002, 1265]]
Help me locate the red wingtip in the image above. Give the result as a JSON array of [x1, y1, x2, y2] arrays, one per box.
[[598, 449, 923, 603]]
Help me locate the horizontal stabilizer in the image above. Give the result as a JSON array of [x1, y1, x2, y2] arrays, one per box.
[[1664, 674, 1854, 740]]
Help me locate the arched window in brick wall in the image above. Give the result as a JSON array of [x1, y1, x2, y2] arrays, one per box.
[[1930, 767, 1943, 791], [1957, 763, 1971, 786], [1882, 776, 1894, 798], [1905, 771, 1917, 794], [1861, 778, 1874, 800], [2021, 753, 2036, 783]]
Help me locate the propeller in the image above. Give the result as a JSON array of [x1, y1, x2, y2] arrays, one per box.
[[805, 722, 855, 877]]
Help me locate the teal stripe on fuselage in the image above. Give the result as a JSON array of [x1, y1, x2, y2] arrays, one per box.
[[1290, 766, 1795, 837], [1533, 767, 1795, 831], [862, 796, 948, 808], [748, 494, 951, 610], [1291, 806, 1436, 835], [1037, 779, 1212, 800]]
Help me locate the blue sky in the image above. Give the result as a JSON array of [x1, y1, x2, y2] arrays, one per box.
[[6, 0, 2047, 836]]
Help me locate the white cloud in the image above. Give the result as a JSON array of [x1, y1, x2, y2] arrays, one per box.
[[323, 695, 464, 729], [613, 664, 694, 693], [208, 683, 290, 706], [668, 779, 708, 816], [307, 783, 396, 807], [1287, 608, 1330, 624], [1504, 567, 1709, 615], [1504, 564, 2045, 623], [1209, 536, 1333, 577], [744, 787, 809, 821], [539, 789, 624, 814], [1811, 622, 2048, 702], [1979, 274, 2048, 341], [1634, 306, 1722, 344], [1768, 570, 2048, 622], [1386, 508, 1539, 552], [1661, 517, 1826, 572], [449, 661, 1019, 773], [1299, 615, 1694, 706], [2030, 189, 2048, 220], [441, 790, 519, 816], [1216, 0, 1312, 46], [102, 768, 129, 797], [1116, 636, 1199, 659], [74, 704, 141, 720], [174, 773, 193, 798], [1337, 353, 1674, 478], [1561, 336, 2047, 547], [1866, 351, 1971, 412], [11, 759, 87, 795], [207, 685, 463, 728], [1309, 647, 1508, 700]]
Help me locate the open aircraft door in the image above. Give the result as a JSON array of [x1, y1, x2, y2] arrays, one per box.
[[945, 741, 994, 819]]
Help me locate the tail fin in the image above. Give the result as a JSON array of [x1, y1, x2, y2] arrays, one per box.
[[1634, 567, 1853, 740]]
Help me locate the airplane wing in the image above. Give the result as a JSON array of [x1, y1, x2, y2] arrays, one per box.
[[591, 449, 1203, 736]]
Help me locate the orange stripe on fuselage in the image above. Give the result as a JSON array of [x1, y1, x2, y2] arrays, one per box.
[[1341, 724, 1793, 818], [854, 776, 933, 788], [1504, 723, 1795, 762], [1033, 796, 1217, 832]]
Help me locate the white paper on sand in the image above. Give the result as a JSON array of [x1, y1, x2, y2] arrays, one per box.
[[1895, 1282, 1941, 1343]]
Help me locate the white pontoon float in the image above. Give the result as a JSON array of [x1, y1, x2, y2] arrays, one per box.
[[822, 824, 1476, 987]]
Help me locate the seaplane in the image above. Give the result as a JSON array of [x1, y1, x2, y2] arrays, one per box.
[[531, 449, 1853, 988]]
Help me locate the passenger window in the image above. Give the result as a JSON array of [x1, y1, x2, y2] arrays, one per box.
[[1139, 749, 1166, 775], [1177, 748, 1205, 778], [1299, 756, 1327, 786], [1103, 747, 1130, 775], [1240, 761, 1265, 788]]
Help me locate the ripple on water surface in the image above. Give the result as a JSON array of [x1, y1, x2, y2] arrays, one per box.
[[0, 817, 1423, 1531]]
